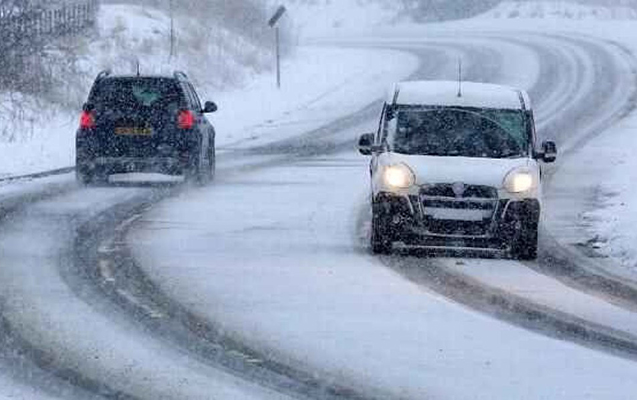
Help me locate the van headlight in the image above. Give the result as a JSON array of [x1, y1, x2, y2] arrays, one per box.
[[383, 164, 416, 189], [503, 168, 536, 193]]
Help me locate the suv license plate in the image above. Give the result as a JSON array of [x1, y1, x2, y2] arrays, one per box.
[[115, 127, 153, 136]]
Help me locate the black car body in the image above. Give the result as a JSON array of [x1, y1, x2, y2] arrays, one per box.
[[76, 71, 217, 184]]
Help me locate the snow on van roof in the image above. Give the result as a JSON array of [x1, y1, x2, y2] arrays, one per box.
[[390, 81, 530, 110]]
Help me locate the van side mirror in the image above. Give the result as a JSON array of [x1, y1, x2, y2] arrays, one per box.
[[203, 101, 218, 113], [541, 140, 557, 163], [358, 133, 375, 155]]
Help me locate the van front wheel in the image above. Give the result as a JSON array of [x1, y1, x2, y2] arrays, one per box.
[[510, 218, 539, 261], [371, 207, 392, 255]]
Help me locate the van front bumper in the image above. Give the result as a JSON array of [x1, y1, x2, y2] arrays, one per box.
[[373, 192, 540, 250]]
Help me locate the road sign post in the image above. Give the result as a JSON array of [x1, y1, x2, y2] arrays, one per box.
[[276, 26, 281, 88], [268, 6, 287, 89], [169, 0, 175, 61]]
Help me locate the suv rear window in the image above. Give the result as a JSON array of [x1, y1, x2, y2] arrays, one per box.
[[90, 78, 184, 111]]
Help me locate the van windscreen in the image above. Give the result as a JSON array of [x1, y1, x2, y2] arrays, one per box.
[[387, 108, 529, 158]]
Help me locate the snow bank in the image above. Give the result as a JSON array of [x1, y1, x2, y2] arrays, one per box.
[[0, 94, 77, 178], [578, 114, 637, 273]]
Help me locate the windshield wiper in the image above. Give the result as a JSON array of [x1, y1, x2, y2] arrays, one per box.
[[498, 151, 525, 159], [420, 152, 462, 157]]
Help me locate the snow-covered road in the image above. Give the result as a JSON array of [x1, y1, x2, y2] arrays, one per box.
[[1, 31, 637, 399]]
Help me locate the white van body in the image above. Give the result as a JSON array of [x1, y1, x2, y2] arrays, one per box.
[[359, 81, 557, 259]]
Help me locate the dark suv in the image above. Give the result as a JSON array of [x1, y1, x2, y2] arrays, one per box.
[[76, 71, 217, 184]]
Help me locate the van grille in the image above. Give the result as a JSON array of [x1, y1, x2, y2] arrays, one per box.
[[420, 184, 497, 199], [419, 184, 499, 237]]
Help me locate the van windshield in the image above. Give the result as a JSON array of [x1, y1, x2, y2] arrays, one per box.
[[387, 108, 530, 158]]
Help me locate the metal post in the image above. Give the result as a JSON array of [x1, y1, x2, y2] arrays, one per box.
[[169, 0, 175, 60], [268, 6, 286, 90], [276, 26, 281, 89]]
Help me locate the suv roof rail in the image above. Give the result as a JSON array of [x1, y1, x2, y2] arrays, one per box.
[[174, 71, 189, 81], [96, 69, 111, 81], [517, 90, 527, 111]]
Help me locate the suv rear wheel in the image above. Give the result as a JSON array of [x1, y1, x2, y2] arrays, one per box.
[[187, 148, 214, 186], [77, 167, 108, 186]]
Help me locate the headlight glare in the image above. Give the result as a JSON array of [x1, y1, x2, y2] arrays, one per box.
[[504, 169, 535, 193], [383, 164, 415, 189]]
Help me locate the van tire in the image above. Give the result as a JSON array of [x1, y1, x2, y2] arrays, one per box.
[[371, 208, 392, 255], [510, 218, 539, 261]]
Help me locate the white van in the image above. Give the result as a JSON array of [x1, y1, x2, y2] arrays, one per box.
[[358, 81, 557, 259]]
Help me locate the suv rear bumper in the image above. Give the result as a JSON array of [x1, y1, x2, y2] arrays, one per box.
[[373, 192, 540, 251], [77, 156, 189, 175]]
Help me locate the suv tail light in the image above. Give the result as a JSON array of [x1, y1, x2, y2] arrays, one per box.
[[178, 110, 195, 130], [80, 111, 95, 129]]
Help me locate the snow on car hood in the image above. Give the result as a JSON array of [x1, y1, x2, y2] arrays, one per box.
[[381, 152, 537, 188]]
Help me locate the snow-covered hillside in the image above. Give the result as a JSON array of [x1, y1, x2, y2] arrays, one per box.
[[70, 4, 273, 107], [481, 1, 637, 19]]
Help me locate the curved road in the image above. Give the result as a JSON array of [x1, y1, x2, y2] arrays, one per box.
[[0, 31, 636, 399]]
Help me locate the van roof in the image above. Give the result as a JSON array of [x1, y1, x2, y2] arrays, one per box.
[[389, 81, 530, 111]]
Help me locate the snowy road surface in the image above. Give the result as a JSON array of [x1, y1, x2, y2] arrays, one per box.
[[1, 31, 637, 399]]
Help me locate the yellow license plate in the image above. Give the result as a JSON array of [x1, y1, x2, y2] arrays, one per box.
[[115, 127, 153, 136]]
